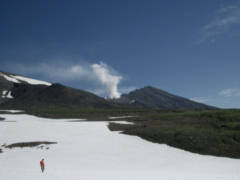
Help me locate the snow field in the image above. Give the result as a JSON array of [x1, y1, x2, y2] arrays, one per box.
[[0, 114, 240, 180]]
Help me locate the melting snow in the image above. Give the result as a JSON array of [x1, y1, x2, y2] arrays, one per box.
[[12, 75, 51, 86], [129, 99, 136, 104], [2, 90, 7, 96], [1, 91, 14, 99], [0, 72, 51, 86], [6, 91, 13, 98], [2, 90, 8, 97], [108, 116, 136, 120], [0, 110, 24, 113], [109, 121, 135, 125], [1, 74, 20, 83], [0, 114, 240, 180]]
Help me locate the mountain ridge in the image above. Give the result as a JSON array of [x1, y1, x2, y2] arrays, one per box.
[[114, 86, 216, 110], [0, 70, 216, 110]]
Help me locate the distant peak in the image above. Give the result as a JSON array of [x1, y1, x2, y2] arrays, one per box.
[[140, 86, 164, 92], [143, 86, 155, 90]]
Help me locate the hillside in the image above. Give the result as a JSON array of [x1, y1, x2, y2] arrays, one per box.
[[0, 70, 51, 104], [1, 83, 113, 110], [0, 70, 114, 112]]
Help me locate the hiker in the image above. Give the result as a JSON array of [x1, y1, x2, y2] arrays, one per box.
[[40, 158, 45, 173]]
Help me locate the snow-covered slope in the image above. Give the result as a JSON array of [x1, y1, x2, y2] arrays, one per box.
[[0, 73, 21, 83], [0, 72, 51, 86], [0, 71, 51, 103], [0, 113, 239, 180]]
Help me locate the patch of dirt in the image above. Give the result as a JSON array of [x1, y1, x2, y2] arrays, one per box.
[[0, 117, 5, 121], [5, 141, 57, 149]]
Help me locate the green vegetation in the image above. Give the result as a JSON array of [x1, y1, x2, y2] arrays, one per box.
[[1, 104, 240, 158], [109, 109, 240, 158]]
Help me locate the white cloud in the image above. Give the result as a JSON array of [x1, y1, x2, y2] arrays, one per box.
[[11, 61, 123, 99], [219, 88, 240, 97], [198, 4, 240, 43], [190, 97, 208, 103]]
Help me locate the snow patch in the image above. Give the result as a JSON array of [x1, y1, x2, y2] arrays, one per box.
[[0, 110, 24, 113], [2, 90, 7, 96], [129, 99, 136, 104], [108, 115, 136, 120], [0, 72, 51, 86], [0, 73, 20, 83], [12, 75, 51, 86], [109, 121, 135, 125], [1, 91, 14, 99], [2, 90, 8, 97], [6, 91, 13, 99]]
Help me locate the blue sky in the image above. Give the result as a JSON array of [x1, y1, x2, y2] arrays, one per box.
[[1, 0, 240, 108]]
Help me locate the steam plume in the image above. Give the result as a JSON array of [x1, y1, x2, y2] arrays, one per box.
[[11, 61, 123, 99], [91, 62, 122, 99]]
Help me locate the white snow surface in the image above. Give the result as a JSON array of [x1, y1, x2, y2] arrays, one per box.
[[2, 90, 8, 96], [11, 75, 51, 86], [0, 109, 24, 113], [109, 121, 135, 125], [0, 114, 240, 180], [6, 91, 13, 99], [108, 115, 136, 120], [1, 74, 21, 83], [0, 72, 51, 86], [1, 91, 13, 99]]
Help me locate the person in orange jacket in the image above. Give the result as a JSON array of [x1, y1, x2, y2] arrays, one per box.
[[40, 158, 45, 173]]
